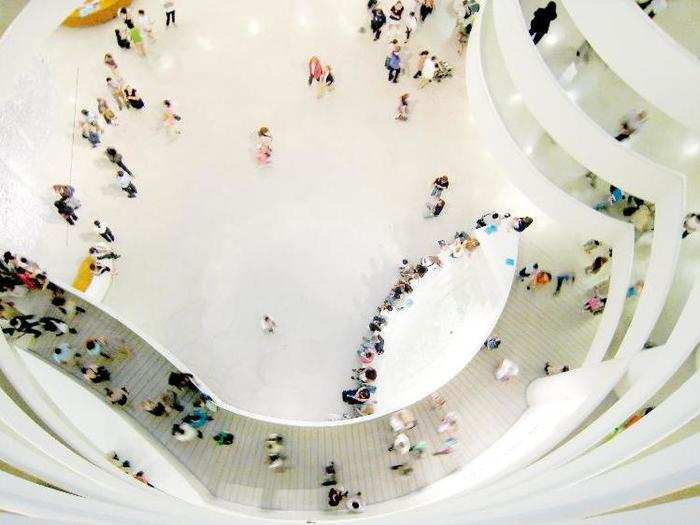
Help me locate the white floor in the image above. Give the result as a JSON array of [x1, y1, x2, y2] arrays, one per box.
[[2, 0, 618, 420]]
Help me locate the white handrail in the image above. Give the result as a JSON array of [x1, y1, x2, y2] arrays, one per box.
[[492, 0, 685, 361], [561, 0, 700, 133], [467, 0, 635, 365]]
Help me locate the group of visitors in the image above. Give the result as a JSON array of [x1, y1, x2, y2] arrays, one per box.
[[108, 452, 155, 487]]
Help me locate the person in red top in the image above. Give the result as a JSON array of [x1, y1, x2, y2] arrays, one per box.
[[308, 56, 324, 96]]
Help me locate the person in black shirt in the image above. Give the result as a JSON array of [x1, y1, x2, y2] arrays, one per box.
[[529, 1, 557, 45]]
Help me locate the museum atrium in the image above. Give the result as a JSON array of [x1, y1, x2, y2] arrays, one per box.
[[0, 0, 698, 523]]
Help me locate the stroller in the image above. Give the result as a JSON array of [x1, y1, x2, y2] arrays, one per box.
[[434, 60, 454, 82]]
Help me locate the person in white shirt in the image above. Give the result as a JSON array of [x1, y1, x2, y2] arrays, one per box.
[[683, 212, 700, 239], [171, 422, 201, 441], [346, 493, 365, 513], [164, 0, 176, 27], [93, 220, 115, 242], [418, 56, 437, 88], [495, 358, 519, 381], [115, 170, 138, 198], [615, 109, 648, 141], [404, 10, 417, 42], [261, 315, 277, 333], [388, 432, 411, 454], [136, 9, 155, 40]]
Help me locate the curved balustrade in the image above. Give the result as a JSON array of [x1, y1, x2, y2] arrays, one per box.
[[1, 222, 559, 517], [466, 0, 635, 366], [450, 279, 700, 510], [560, 0, 700, 134], [493, 0, 685, 362]]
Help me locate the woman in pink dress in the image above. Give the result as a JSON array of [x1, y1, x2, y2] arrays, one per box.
[[256, 126, 272, 166], [308, 56, 324, 97]]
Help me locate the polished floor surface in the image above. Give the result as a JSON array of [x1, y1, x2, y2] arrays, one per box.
[[10, 0, 600, 419]]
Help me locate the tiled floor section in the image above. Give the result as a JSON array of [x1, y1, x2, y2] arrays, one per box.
[[6, 230, 602, 511]]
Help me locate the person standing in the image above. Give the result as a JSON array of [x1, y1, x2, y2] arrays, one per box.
[[394, 93, 410, 121], [387, 48, 402, 83], [431, 175, 449, 197], [104, 53, 121, 79], [418, 56, 437, 88], [116, 170, 138, 198], [261, 315, 277, 333], [323, 65, 335, 95], [97, 98, 117, 125], [387, 2, 405, 36], [94, 220, 115, 242], [529, 1, 557, 45], [419, 0, 435, 22], [370, 7, 387, 41], [105, 147, 134, 176], [126, 20, 145, 56], [107, 77, 126, 110], [162, 100, 182, 135], [682, 212, 700, 239], [404, 11, 417, 42], [164, 0, 176, 27], [425, 196, 445, 218], [137, 9, 155, 41]]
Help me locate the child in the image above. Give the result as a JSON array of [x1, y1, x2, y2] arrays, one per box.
[[394, 93, 410, 121]]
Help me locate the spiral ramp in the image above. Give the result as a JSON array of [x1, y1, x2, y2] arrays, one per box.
[[0, 0, 698, 523]]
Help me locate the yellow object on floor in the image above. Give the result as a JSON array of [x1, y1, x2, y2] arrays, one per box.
[[63, 0, 132, 28], [72, 256, 95, 292]]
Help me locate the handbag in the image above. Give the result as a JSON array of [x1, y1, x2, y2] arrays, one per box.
[[384, 56, 391, 69]]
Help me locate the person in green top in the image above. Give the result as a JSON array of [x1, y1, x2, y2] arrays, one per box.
[[125, 20, 145, 56], [212, 431, 234, 446]]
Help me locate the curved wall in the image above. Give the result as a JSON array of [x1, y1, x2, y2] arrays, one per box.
[[561, 0, 700, 134]]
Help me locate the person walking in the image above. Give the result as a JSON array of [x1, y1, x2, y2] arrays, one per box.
[[105, 147, 134, 176], [94, 220, 115, 242], [614, 109, 648, 141], [124, 86, 145, 109], [529, 1, 557, 45], [256, 127, 273, 166], [413, 50, 430, 78], [425, 196, 445, 218], [107, 77, 127, 110], [404, 10, 417, 42], [89, 244, 121, 260], [116, 170, 138, 198], [495, 358, 519, 381], [212, 431, 235, 446], [164, 0, 176, 27], [518, 262, 538, 282], [105, 387, 129, 406], [387, 48, 402, 83], [54, 198, 78, 225], [261, 315, 277, 333], [162, 100, 182, 135], [553, 272, 575, 296], [370, 7, 387, 40], [420, 0, 435, 22], [97, 97, 117, 125], [308, 56, 324, 97]]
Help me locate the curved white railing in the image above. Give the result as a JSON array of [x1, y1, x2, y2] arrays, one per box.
[[467, 0, 635, 366], [493, 0, 685, 361], [560, 0, 700, 134], [449, 279, 700, 509]]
